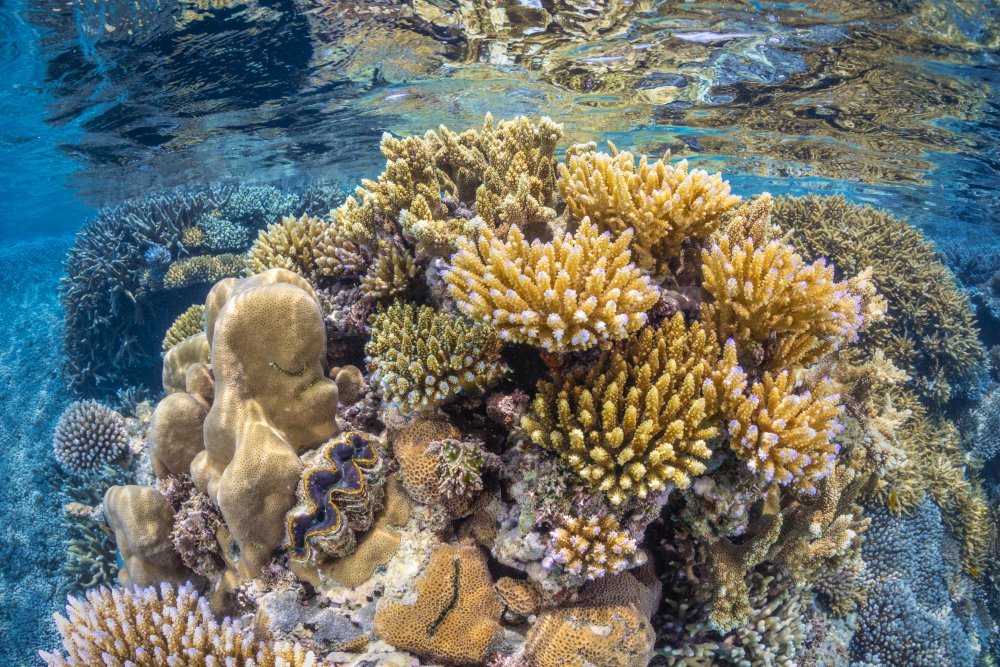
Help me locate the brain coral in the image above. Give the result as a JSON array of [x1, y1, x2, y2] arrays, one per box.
[[772, 194, 982, 404], [366, 302, 505, 414], [445, 218, 657, 352], [52, 401, 129, 474], [40, 582, 321, 667], [558, 144, 740, 275], [522, 313, 742, 505], [285, 431, 387, 564], [373, 541, 503, 665], [190, 268, 340, 575]]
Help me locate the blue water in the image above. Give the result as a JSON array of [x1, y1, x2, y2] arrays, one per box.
[[1, 0, 999, 664]]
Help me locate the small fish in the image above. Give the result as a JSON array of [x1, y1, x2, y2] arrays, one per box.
[[888, 489, 898, 512], [672, 31, 754, 43]]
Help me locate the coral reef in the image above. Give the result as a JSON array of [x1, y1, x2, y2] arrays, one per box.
[[162, 252, 245, 290], [524, 604, 655, 667], [366, 302, 505, 414], [549, 513, 639, 581], [772, 194, 983, 404], [445, 219, 657, 352], [360, 240, 418, 299], [52, 401, 129, 474], [246, 213, 331, 280], [40, 583, 321, 666]]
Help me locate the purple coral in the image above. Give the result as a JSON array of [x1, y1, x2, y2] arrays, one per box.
[[52, 401, 129, 474]]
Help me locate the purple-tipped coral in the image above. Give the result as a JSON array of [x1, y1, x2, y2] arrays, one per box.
[[52, 401, 129, 474]]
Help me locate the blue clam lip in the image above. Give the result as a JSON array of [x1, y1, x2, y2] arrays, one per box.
[[285, 431, 381, 562]]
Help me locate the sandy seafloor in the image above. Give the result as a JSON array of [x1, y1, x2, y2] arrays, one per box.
[[0, 237, 72, 665]]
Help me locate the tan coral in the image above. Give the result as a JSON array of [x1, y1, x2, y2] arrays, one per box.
[[161, 332, 210, 394], [190, 269, 340, 576], [162, 253, 245, 290], [103, 485, 194, 588], [523, 604, 655, 667], [313, 208, 372, 278], [162, 304, 205, 353], [559, 145, 740, 274], [522, 313, 743, 505], [391, 418, 481, 517], [246, 213, 329, 280], [360, 241, 419, 299], [445, 218, 657, 352], [550, 514, 639, 580], [149, 358, 214, 479], [331, 364, 367, 405], [373, 541, 503, 665], [495, 576, 541, 618]]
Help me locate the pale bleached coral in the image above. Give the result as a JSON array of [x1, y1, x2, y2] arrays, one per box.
[[522, 313, 742, 505], [53, 401, 129, 474], [40, 583, 322, 667], [366, 302, 505, 414], [558, 144, 740, 274], [446, 218, 657, 352], [162, 303, 205, 352]]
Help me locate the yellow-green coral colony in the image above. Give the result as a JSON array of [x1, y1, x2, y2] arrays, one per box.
[[365, 302, 505, 414]]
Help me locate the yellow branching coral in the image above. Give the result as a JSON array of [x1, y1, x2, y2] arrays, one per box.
[[314, 207, 373, 278], [365, 302, 505, 414], [246, 213, 328, 279], [445, 219, 657, 353], [521, 313, 743, 505], [550, 514, 639, 580], [162, 253, 245, 290], [559, 144, 740, 273], [723, 369, 844, 493], [772, 194, 982, 404], [700, 222, 870, 370], [40, 583, 321, 667], [360, 241, 418, 299], [162, 304, 205, 352]]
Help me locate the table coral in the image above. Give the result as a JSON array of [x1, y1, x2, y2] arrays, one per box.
[[191, 268, 341, 575], [52, 401, 129, 474], [366, 302, 505, 414], [446, 218, 657, 352], [285, 431, 387, 565], [558, 144, 740, 275], [373, 542, 504, 665], [161, 303, 205, 352], [772, 194, 983, 404], [522, 313, 741, 505], [39, 583, 322, 667]]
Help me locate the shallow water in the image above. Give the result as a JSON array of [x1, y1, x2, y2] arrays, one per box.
[[2, 0, 999, 665]]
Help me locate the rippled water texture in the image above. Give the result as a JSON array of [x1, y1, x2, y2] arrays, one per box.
[[9, 0, 1000, 242]]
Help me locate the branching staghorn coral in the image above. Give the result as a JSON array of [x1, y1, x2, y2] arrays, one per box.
[[549, 513, 640, 581], [446, 219, 657, 352], [700, 211, 871, 371], [772, 194, 982, 404], [558, 144, 740, 274], [162, 303, 205, 352], [723, 370, 844, 493], [40, 582, 322, 666], [522, 313, 742, 505], [366, 302, 505, 414]]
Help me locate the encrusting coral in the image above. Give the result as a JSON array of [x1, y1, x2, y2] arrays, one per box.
[[558, 143, 741, 275], [366, 302, 505, 414], [40, 582, 322, 667], [161, 303, 205, 352], [445, 218, 658, 352], [521, 313, 741, 505], [53, 401, 129, 474]]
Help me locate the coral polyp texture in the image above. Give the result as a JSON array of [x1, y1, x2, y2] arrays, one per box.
[[521, 313, 739, 505], [558, 144, 740, 274], [40, 583, 320, 667], [52, 401, 129, 474], [445, 219, 657, 352], [42, 117, 996, 667], [366, 302, 505, 414]]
